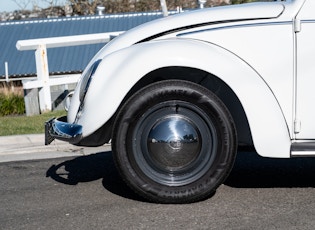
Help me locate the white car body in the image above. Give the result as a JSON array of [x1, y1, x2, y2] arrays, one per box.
[[45, 0, 315, 203]]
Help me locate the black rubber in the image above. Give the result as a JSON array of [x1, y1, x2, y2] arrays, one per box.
[[112, 80, 237, 203]]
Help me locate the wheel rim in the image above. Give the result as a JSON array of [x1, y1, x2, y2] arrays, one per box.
[[131, 101, 218, 186]]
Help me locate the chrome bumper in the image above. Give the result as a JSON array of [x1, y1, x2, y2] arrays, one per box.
[[45, 116, 82, 145]]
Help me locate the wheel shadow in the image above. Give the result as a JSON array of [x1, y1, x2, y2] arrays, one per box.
[[45, 151, 145, 201], [46, 151, 315, 201], [225, 151, 315, 188]]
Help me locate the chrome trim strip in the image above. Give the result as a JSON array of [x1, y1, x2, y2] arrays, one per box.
[[177, 21, 293, 37], [291, 142, 315, 151], [291, 142, 315, 157]]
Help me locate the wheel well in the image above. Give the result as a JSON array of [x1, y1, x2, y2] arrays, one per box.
[[85, 66, 254, 148], [125, 66, 254, 148]]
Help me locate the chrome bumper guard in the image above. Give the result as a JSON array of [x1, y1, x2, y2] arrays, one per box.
[[45, 116, 83, 145]]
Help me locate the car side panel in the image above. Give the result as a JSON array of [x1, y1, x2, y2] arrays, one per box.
[[295, 0, 315, 139], [179, 21, 295, 138], [75, 39, 291, 158]]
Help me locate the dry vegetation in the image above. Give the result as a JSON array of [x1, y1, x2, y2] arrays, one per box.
[[0, 82, 25, 116], [0, 82, 23, 97]]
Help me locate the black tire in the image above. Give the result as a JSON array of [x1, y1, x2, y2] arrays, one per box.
[[112, 80, 237, 203]]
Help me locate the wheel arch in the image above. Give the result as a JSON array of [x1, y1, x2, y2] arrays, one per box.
[[124, 66, 253, 149], [80, 39, 291, 157]]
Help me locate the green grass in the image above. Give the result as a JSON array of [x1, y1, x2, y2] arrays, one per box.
[[0, 86, 67, 136], [0, 92, 25, 116], [0, 110, 66, 136]]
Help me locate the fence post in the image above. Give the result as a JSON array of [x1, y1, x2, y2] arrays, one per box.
[[5, 62, 9, 82], [160, 0, 169, 17], [35, 44, 51, 112]]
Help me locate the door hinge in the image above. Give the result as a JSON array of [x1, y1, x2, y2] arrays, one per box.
[[294, 18, 301, 33], [294, 119, 301, 134]]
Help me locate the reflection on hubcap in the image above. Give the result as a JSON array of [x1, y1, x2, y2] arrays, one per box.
[[147, 115, 201, 171], [133, 101, 216, 186]]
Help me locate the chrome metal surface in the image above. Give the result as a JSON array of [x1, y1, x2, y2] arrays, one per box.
[[132, 101, 217, 186], [64, 91, 74, 112], [45, 116, 82, 145], [79, 59, 101, 102], [148, 115, 201, 171]]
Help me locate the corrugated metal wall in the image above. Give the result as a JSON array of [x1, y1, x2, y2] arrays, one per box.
[[0, 12, 165, 77]]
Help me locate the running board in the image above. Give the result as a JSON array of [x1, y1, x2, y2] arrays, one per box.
[[291, 142, 315, 157]]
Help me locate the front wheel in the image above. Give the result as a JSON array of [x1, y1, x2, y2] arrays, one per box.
[[112, 80, 237, 203]]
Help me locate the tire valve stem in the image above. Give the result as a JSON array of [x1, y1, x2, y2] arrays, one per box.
[[175, 104, 179, 113]]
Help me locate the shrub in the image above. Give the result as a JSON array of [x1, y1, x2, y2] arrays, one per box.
[[0, 93, 25, 116]]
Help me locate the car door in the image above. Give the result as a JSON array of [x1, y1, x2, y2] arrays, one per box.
[[295, 0, 315, 139]]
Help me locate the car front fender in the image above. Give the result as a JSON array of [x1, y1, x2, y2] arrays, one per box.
[[75, 38, 291, 158]]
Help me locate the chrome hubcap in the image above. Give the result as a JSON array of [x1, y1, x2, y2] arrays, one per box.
[[132, 101, 217, 186], [148, 115, 201, 172]]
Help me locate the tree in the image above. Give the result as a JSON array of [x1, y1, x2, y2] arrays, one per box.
[[12, 0, 31, 10], [67, 0, 102, 15], [11, 0, 256, 19], [231, 0, 254, 4], [13, 0, 64, 11], [65, 0, 233, 15]]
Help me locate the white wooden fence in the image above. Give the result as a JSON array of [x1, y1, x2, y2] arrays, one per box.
[[16, 31, 123, 113]]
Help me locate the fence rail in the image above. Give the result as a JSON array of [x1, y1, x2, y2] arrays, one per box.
[[16, 31, 124, 114], [16, 32, 123, 50], [0, 77, 37, 83]]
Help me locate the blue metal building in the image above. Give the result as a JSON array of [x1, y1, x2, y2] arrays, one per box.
[[0, 12, 167, 78]]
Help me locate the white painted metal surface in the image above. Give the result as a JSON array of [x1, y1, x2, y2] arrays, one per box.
[[67, 1, 298, 158], [49, 0, 315, 158], [73, 39, 292, 158], [295, 0, 315, 139]]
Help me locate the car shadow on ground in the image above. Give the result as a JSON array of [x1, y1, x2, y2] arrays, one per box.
[[46, 151, 145, 201], [225, 151, 315, 188], [46, 151, 315, 201]]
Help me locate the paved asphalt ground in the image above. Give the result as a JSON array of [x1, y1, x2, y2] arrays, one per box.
[[0, 134, 111, 163], [1, 134, 315, 229]]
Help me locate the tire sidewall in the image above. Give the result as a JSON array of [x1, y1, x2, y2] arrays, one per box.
[[112, 80, 237, 203]]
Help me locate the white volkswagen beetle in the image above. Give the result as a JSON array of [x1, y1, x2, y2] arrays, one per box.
[[46, 0, 315, 203]]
